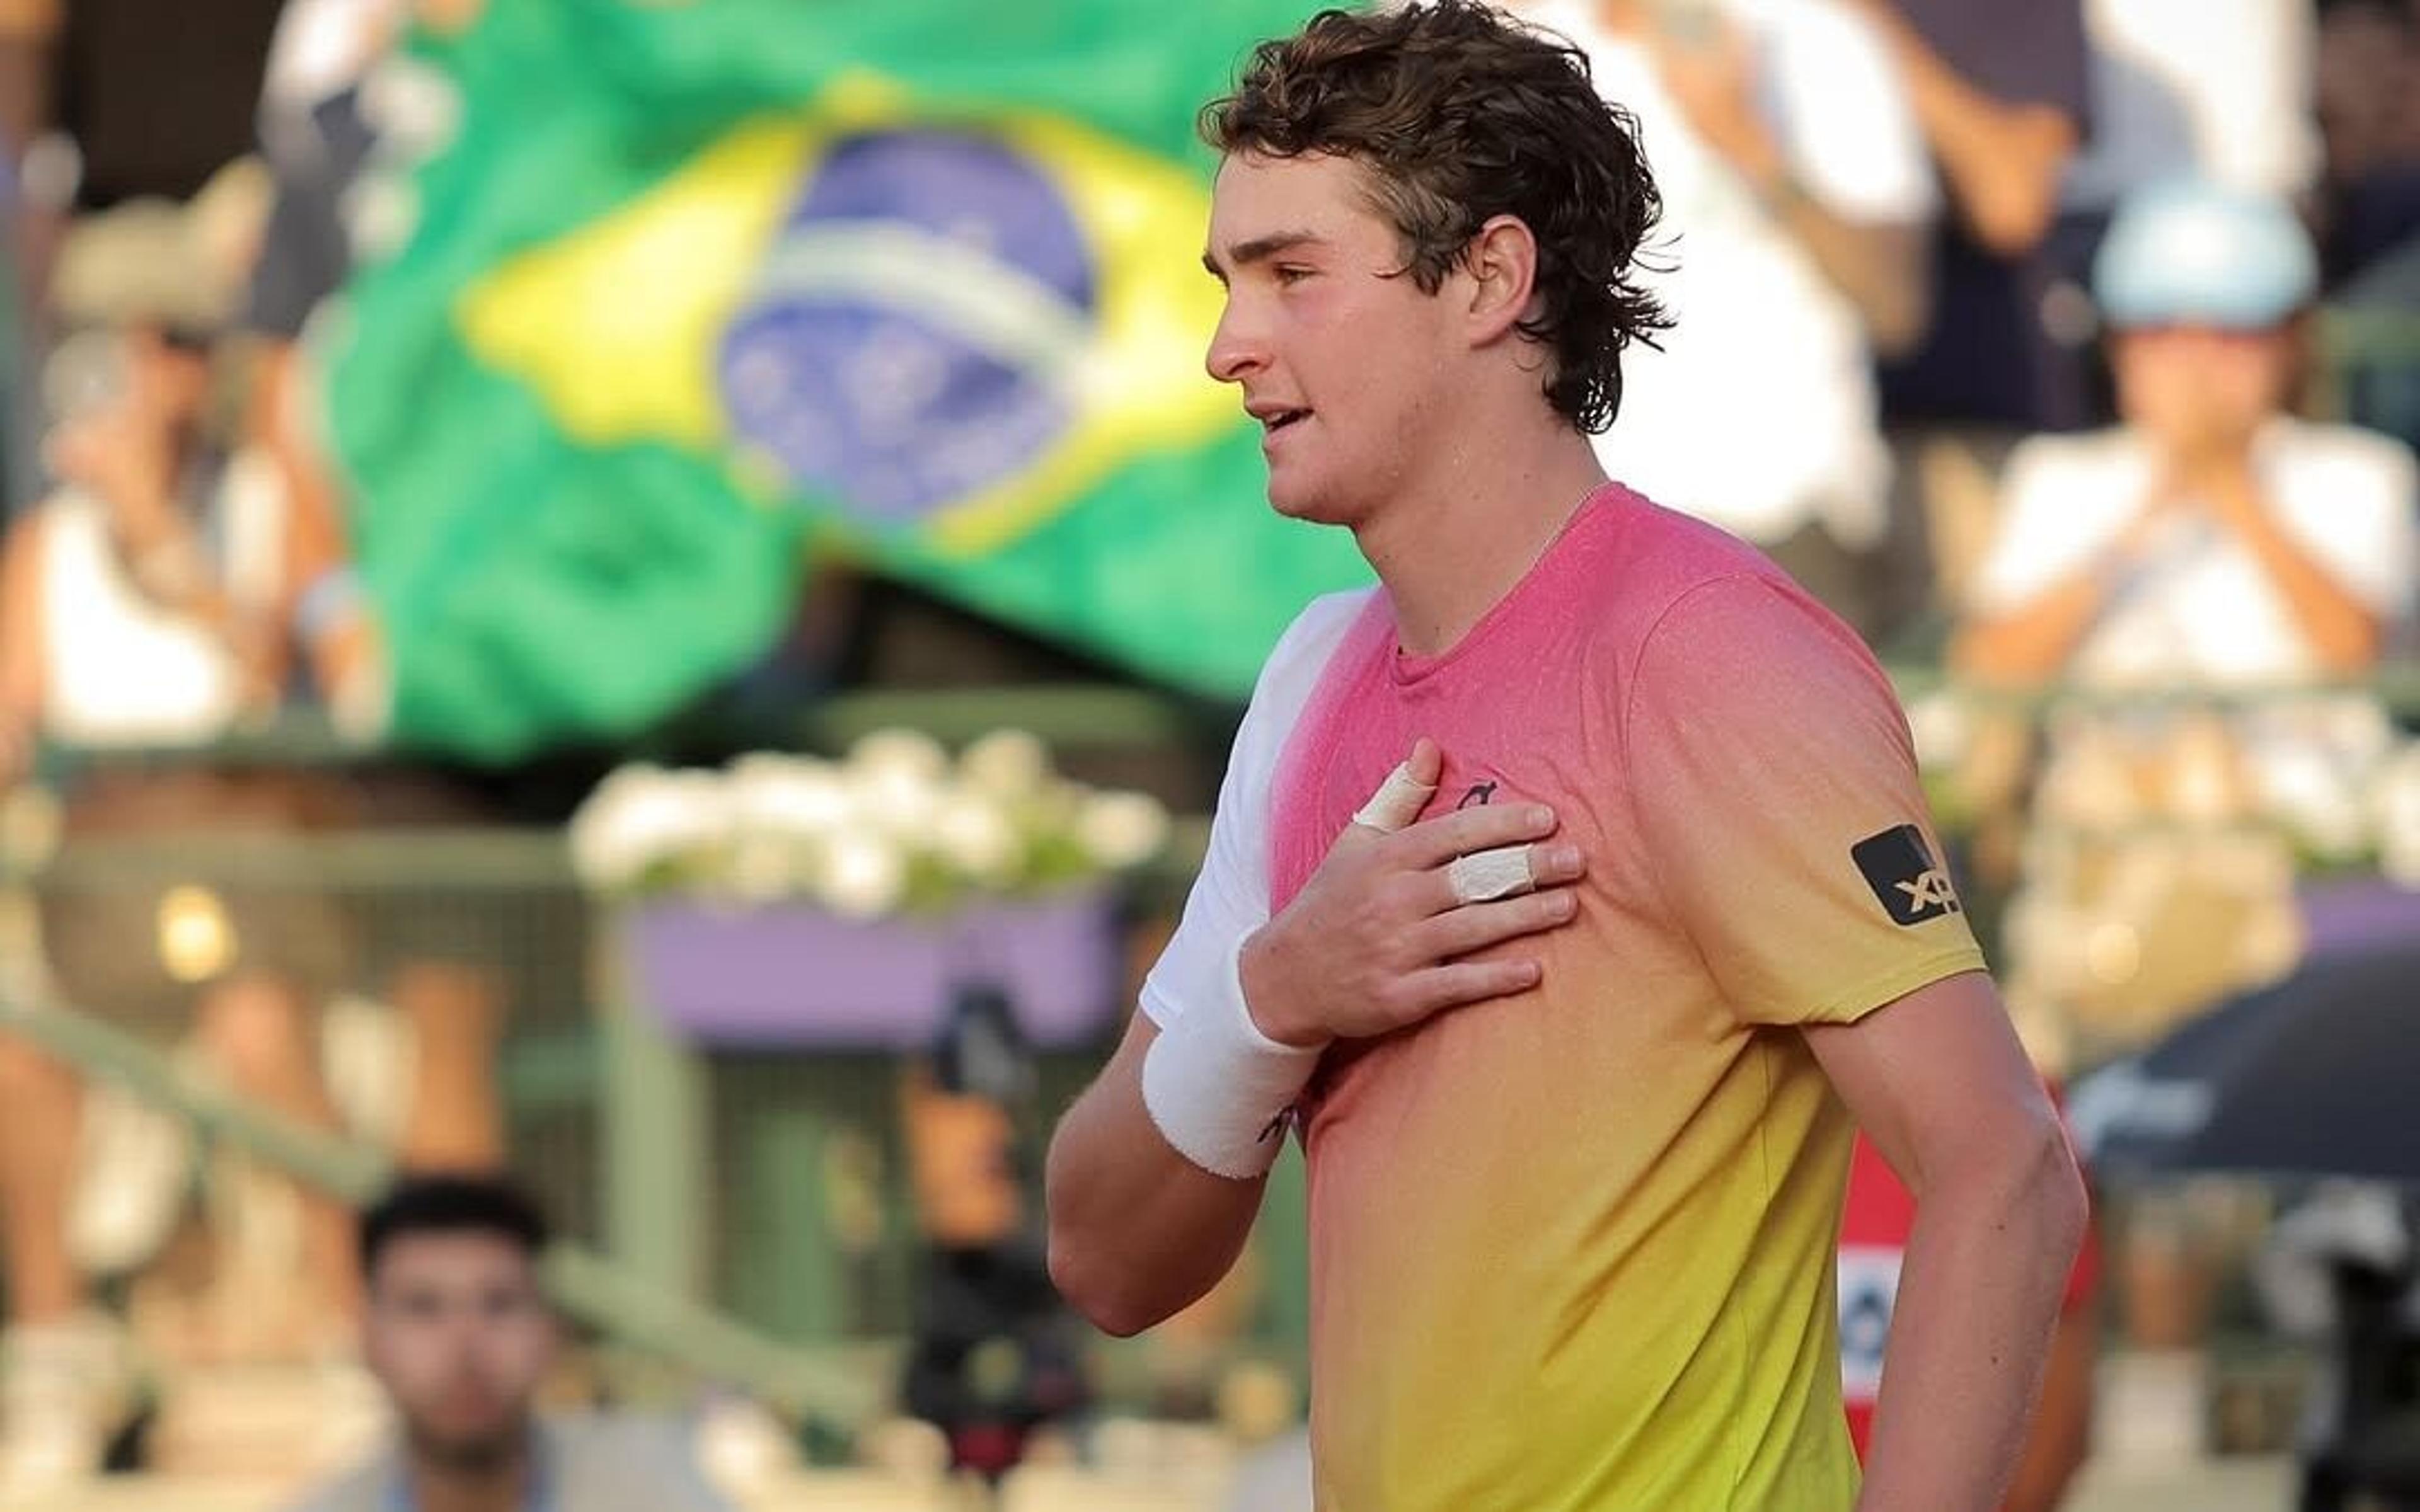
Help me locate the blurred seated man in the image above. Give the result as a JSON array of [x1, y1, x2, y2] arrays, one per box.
[[287, 1174, 734, 1512], [1956, 179, 2418, 692]]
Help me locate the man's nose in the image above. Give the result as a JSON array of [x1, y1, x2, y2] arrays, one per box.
[[1205, 297, 1267, 385]]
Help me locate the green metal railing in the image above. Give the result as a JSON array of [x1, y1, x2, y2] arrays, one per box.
[[0, 985, 889, 1432]]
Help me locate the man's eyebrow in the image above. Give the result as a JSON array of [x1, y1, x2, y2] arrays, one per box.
[[1202, 230, 1323, 280]]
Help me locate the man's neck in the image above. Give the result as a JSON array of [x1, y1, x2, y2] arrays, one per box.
[[407, 1431, 535, 1512], [1355, 418, 1610, 658]]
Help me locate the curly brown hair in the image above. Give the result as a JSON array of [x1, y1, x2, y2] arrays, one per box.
[[1201, 0, 1671, 434]]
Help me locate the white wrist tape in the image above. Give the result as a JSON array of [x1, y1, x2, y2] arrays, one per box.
[[1143, 946, 1321, 1179], [1351, 759, 1435, 833], [1446, 844, 1536, 905]]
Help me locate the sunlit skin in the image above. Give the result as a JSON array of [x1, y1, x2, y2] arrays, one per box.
[[2110, 324, 2296, 476], [1198, 150, 1604, 656], [362, 1230, 556, 1509], [1202, 151, 1478, 531]]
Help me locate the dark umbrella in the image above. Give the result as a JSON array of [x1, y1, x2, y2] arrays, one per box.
[[2070, 937, 2420, 1186]]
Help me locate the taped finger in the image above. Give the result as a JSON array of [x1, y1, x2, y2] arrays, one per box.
[[1446, 845, 1536, 905], [1351, 759, 1437, 834]]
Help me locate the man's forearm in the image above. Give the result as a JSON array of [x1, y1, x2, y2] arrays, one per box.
[[1044, 1022, 1269, 1337], [1857, 1126, 2087, 1512]]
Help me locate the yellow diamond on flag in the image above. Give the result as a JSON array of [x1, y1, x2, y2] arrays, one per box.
[[457, 77, 1234, 556]]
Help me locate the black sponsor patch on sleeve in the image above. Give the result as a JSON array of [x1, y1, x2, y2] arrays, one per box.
[[1852, 824, 1961, 926]]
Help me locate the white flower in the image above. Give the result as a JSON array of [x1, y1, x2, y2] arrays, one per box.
[[568, 766, 730, 890], [726, 753, 852, 839], [848, 731, 949, 839], [817, 830, 907, 919], [849, 730, 950, 786], [958, 729, 1051, 801], [931, 792, 1022, 883], [1076, 791, 1170, 869], [2370, 745, 2420, 887]]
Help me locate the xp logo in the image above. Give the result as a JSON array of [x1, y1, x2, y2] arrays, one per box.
[[1852, 824, 1961, 926]]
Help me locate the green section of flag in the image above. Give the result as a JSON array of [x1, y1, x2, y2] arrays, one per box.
[[324, 0, 1368, 762]]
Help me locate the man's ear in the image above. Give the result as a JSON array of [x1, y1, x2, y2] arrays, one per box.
[[1462, 214, 1541, 346]]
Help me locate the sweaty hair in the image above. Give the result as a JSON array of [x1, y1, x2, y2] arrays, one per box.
[[1201, 0, 1671, 433], [360, 1172, 550, 1283]]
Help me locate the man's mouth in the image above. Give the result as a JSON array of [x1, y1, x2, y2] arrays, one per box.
[[1262, 408, 1310, 434]]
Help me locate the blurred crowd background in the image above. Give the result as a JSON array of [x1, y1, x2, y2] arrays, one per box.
[[0, 0, 2417, 1508]]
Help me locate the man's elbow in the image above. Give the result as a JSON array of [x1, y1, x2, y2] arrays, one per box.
[[1046, 1228, 1167, 1339], [2017, 1108, 2090, 1268]]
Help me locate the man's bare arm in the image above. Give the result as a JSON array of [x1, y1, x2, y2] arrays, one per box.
[[1806, 971, 2087, 1512], [1045, 1012, 1272, 1336]]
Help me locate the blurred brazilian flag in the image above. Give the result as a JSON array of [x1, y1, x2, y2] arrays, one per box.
[[325, 0, 1369, 761]]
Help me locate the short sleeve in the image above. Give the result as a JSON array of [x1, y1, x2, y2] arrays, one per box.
[[1624, 575, 1985, 1027], [1139, 590, 1372, 1029], [1764, 1, 1937, 224]]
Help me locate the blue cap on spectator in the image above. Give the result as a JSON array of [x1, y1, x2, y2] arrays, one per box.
[[2092, 178, 2319, 332]]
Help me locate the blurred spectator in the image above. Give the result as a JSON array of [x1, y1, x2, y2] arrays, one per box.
[[1856, 0, 2095, 434], [239, 0, 520, 1184], [0, 168, 375, 1494], [2060, 0, 2319, 220], [1955, 181, 2416, 692], [899, 986, 1090, 1480], [285, 1174, 734, 1512], [1517, 0, 1935, 640], [243, 0, 420, 741], [1, 168, 287, 765], [1953, 181, 2413, 1049], [2317, 0, 2420, 287], [1953, 183, 2418, 1370]]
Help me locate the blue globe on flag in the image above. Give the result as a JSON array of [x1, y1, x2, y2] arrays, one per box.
[[719, 131, 1100, 527]]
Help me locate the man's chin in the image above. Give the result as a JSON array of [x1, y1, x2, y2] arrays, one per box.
[[1264, 479, 1353, 527], [410, 1413, 530, 1471]]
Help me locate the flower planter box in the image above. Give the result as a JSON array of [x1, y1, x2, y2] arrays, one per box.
[[623, 891, 1121, 1049]]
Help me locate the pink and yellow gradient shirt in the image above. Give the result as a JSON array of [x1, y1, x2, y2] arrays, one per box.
[[1141, 485, 1985, 1510]]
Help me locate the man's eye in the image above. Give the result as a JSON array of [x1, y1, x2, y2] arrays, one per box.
[[1275, 265, 1313, 285]]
